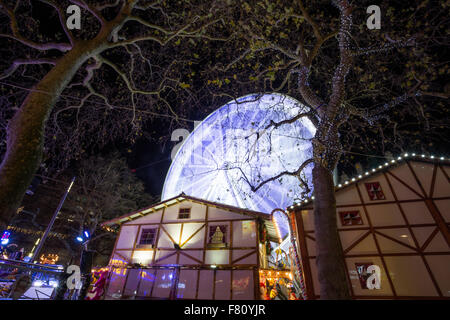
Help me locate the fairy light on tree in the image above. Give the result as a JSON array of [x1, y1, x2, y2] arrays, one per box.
[[193, 0, 448, 299]]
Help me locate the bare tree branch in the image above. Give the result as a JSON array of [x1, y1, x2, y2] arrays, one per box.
[[69, 0, 107, 24], [37, 0, 75, 46], [0, 58, 56, 80], [0, 0, 72, 51]]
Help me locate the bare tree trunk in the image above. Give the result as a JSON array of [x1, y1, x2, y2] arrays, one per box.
[[0, 40, 106, 228], [312, 163, 351, 299]]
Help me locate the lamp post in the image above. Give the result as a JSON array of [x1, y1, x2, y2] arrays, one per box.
[[31, 177, 76, 262]]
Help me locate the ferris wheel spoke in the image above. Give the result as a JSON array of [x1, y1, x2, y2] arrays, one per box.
[[162, 93, 316, 213]]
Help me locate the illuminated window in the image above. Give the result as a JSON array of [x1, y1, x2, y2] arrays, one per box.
[[178, 208, 191, 219], [365, 182, 386, 200], [208, 225, 227, 247], [339, 211, 363, 226], [139, 228, 157, 246]]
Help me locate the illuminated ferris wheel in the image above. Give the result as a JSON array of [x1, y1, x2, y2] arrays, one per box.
[[161, 93, 316, 214]]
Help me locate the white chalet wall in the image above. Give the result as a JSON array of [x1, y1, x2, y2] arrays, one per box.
[[110, 198, 261, 267]]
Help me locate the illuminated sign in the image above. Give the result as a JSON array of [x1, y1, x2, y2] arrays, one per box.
[[1, 231, 11, 245]]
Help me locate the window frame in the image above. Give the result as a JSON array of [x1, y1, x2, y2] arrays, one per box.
[[138, 227, 157, 247], [365, 182, 386, 201], [339, 210, 363, 226], [178, 207, 191, 219], [355, 262, 375, 289], [207, 225, 228, 248]]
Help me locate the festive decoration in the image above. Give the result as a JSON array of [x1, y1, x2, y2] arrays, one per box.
[[288, 153, 450, 210], [272, 216, 283, 245], [274, 248, 289, 269], [258, 218, 273, 256], [289, 288, 298, 300], [269, 287, 278, 299], [259, 268, 299, 300], [0, 282, 13, 298], [101, 226, 118, 233], [258, 269, 298, 300], [272, 209, 308, 300], [39, 253, 59, 265], [86, 269, 109, 300], [1, 231, 11, 245], [259, 269, 292, 279], [5, 225, 69, 239], [211, 226, 224, 244]]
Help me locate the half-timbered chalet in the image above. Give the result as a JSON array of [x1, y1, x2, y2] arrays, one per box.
[[100, 194, 282, 300], [289, 155, 450, 299]]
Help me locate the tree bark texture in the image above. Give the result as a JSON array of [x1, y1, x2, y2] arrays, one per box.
[[312, 163, 351, 299], [0, 39, 107, 228]]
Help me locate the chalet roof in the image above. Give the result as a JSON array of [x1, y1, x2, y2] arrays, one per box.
[[102, 193, 279, 241], [101, 193, 272, 226], [287, 153, 450, 211]]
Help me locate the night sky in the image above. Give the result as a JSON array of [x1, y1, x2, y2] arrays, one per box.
[[2, 1, 448, 198], [130, 135, 172, 197], [1, 1, 448, 215]]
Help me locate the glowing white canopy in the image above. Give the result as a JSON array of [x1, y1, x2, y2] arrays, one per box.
[[162, 93, 316, 214]]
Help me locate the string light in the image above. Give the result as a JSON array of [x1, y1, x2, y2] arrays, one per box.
[[291, 153, 448, 209], [272, 215, 283, 244], [6, 225, 69, 239], [40, 253, 59, 265]]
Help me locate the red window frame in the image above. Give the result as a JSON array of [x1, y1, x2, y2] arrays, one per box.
[[339, 210, 363, 226], [355, 262, 374, 289], [365, 182, 386, 200]]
